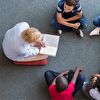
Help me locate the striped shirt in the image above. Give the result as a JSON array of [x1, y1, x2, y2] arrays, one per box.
[[57, 0, 82, 18]]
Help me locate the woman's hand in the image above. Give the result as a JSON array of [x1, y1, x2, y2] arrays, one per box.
[[35, 40, 46, 48]]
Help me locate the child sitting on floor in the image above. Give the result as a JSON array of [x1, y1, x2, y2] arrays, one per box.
[[51, 0, 88, 37], [82, 73, 100, 100]]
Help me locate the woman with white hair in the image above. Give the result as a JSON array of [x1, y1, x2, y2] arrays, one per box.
[[2, 22, 48, 65]]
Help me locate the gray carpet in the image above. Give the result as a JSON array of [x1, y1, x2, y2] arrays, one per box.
[[0, 0, 100, 100]]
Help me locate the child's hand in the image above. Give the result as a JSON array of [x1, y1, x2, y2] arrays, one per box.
[[72, 23, 80, 29], [76, 67, 83, 72], [92, 74, 100, 78]]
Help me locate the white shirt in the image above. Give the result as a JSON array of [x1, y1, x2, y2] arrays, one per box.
[[2, 22, 39, 61], [89, 88, 100, 100]]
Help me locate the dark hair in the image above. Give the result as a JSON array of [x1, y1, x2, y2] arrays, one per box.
[[55, 76, 68, 92], [65, 0, 79, 6], [93, 77, 100, 92]]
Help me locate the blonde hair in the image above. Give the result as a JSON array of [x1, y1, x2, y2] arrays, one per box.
[[21, 27, 42, 43]]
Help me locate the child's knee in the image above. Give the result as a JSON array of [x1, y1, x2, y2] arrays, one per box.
[[80, 16, 88, 29], [79, 74, 85, 82], [50, 17, 55, 25], [93, 16, 100, 27], [44, 70, 52, 77], [81, 23, 88, 29], [81, 21, 88, 29]]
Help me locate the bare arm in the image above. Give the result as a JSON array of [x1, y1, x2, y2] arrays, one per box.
[[92, 74, 100, 78], [59, 69, 69, 76], [65, 11, 83, 22], [56, 12, 75, 28], [52, 69, 69, 85], [56, 12, 80, 29], [52, 77, 57, 85], [71, 67, 82, 84]]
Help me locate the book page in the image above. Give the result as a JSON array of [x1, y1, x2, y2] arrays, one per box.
[[40, 46, 57, 56], [43, 34, 60, 47], [40, 34, 60, 56]]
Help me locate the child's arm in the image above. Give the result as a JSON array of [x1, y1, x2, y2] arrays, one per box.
[[92, 74, 100, 78], [71, 67, 82, 84], [65, 11, 83, 22], [56, 12, 80, 29], [59, 69, 69, 76], [52, 69, 69, 85]]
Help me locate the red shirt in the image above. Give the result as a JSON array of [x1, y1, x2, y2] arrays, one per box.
[[49, 82, 75, 100]]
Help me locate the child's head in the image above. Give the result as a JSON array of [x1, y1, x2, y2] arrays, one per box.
[[92, 76, 98, 84], [21, 27, 42, 43], [55, 76, 68, 92], [64, 0, 79, 12], [93, 77, 100, 92]]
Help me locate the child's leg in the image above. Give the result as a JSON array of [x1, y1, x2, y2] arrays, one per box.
[[79, 15, 88, 29], [82, 80, 94, 99], [44, 70, 60, 87], [93, 15, 100, 27], [72, 74, 85, 96], [49, 70, 60, 77], [90, 16, 100, 36], [50, 15, 73, 31]]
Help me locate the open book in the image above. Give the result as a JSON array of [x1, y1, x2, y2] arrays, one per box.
[[40, 34, 60, 56]]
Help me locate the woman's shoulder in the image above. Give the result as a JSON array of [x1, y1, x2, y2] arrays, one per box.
[[13, 22, 30, 34], [5, 22, 30, 37]]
